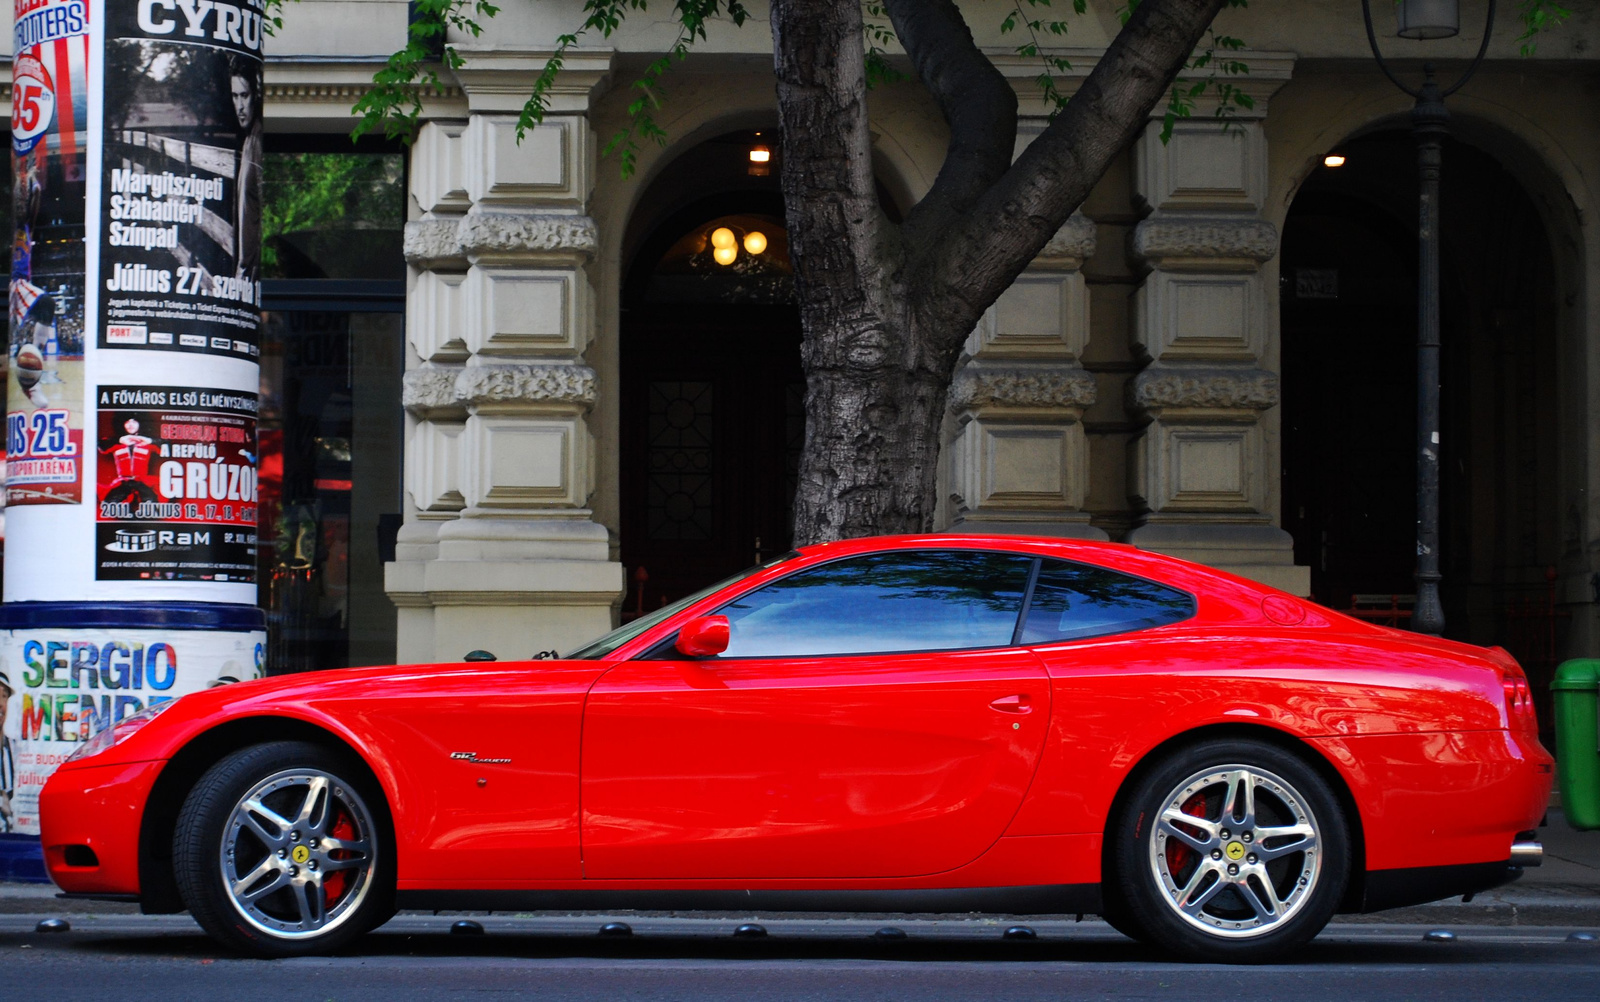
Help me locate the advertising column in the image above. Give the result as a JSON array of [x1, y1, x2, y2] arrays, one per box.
[[1, 0, 269, 878]]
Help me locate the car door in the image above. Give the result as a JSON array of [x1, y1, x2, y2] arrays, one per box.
[[580, 549, 1052, 880], [1005, 557, 1201, 836]]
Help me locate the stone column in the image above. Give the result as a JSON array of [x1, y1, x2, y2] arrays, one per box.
[[1126, 71, 1308, 594], [945, 213, 1106, 538], [386, 52, 625, 663]]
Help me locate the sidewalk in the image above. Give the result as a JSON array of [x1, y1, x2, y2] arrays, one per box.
[[2, 811, 1596, 927]]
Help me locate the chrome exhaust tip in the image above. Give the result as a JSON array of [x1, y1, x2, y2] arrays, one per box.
[[1510, 840, 1543, 867]]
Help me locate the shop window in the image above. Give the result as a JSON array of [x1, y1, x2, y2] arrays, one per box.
[[258, 139, 404, 672], [262, 149, 404, 280]]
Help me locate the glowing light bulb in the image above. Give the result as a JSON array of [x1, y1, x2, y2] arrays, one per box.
[[749, 145, 771, 163], [713, 245, 738, 266], [1323, 154, 1347, 168], [743, 231, 768, 255], [710, 227, 737, 250]]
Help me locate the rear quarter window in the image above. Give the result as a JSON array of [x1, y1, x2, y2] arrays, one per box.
[[1019, 558, 1196, 643]]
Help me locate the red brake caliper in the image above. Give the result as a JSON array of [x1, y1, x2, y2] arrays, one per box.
[[323, 813, 356, 903], [1166, 792, 1209, 878]]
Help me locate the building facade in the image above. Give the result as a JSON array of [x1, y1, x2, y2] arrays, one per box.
[[4, 0, 1597, 699]]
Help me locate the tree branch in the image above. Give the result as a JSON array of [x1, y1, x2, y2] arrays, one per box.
[[920, 0, 1228, 334], [884, 0, 1019, 253]]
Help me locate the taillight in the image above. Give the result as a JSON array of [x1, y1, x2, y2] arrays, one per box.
[[1501, 669, 1538, 732]]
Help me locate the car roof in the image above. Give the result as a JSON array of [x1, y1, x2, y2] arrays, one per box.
[[790, 533, 1266, 593]]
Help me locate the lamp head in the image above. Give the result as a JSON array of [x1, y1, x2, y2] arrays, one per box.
[[1396, 0, 1460, 39]]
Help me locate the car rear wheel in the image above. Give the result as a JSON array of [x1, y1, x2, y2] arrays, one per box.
[[1109, 738, 1350, 963], [173, 741, 395, 957]]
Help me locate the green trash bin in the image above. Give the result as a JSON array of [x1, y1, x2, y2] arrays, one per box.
[[1552, 659, 1600, 830]]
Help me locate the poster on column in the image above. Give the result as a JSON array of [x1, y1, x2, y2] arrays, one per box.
[[94, 384, 258, 583], [7, 0, 92, 506], [0, 625, 265, 835], [98, 0, 264, 360]]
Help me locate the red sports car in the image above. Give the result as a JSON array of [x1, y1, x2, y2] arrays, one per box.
[[40, 535, 1551, 961]]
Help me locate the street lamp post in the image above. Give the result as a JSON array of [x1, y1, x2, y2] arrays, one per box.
[[1360, 0, 1496, 636]]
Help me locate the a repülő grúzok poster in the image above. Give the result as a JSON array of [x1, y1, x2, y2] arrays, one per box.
[[95, 384, 258, 583]]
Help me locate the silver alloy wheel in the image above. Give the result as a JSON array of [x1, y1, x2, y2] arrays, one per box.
[[220, 769, 377, 940], [1148, 764, 1322, 939]]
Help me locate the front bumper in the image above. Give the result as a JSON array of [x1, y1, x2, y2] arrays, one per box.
[[38, 759, 166, 898]]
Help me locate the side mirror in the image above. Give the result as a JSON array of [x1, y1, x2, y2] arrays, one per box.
[[675, 616, 730, 658]]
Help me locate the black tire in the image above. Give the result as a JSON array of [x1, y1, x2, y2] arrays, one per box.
[[173, 741, 395, 957], [1098, 892, 1150, 944], [1107, 738, 1350, 963]]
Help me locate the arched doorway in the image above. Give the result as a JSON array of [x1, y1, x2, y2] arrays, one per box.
[[1281, 128, 1566, 723], [618, 133, 805, 612]]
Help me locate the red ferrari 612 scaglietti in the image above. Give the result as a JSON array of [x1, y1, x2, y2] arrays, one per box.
[[40, 534, 1551, 961]]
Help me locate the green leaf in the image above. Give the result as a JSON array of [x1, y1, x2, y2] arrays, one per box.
[[1516, 0, 1572, 55], [1002, 0, 1086, 118]]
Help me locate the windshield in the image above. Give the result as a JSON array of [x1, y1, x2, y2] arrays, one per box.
[[563, 552, 800, 660]]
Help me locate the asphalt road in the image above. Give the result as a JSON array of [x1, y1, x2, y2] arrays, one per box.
[[3, 914, 1599, 1000]]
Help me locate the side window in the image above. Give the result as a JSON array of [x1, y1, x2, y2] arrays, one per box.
[[714, 550, 1035, 657], [1019, 559, 1195, 644]]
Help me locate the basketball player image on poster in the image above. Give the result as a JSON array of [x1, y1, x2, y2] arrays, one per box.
[[100, 0, 264, 360], [95, 385, 259, 583], [8, 4, 90, 507]]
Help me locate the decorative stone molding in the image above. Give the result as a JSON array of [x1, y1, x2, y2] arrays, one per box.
[[456, 363, 598, 410], [950, 367, 1098, 414], [405, 215, 600, 268], [1036, 212, 1098, 264], [457, 213, 600, 260], [405, 219, 468, 269], [1132, 216, 1279, 265], [402, 368, 465, 419], [450, 49, 614, 115], [403, 363, 598, 416], [404, 364, 598, 418], [264, 83, 380, 102], [995, 49, 1295, 120], [1132, 367, 1280, 412]]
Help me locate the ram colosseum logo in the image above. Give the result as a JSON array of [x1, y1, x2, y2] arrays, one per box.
[[104, 529, 157, 553]]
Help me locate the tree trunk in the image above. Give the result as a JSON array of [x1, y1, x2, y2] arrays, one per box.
[[770, 0, 1228, 545], [770, 0, 926, 542]]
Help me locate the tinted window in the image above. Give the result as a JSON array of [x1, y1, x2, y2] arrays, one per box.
[[1019, 559, 1195, 643], [715, 550, 1035, 657]]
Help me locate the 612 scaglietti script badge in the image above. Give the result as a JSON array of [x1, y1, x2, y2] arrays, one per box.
[[450, 752, 512, 764]]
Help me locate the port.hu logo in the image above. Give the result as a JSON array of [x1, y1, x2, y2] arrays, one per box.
[[450, 751, 512, 765]]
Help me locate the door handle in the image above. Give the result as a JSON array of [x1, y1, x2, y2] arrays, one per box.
[[989, 694, 1032, 714]]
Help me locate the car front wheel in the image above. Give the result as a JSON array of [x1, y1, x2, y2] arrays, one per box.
[[1109, 738, 1350, 963], [173, 741, 394, 957]]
